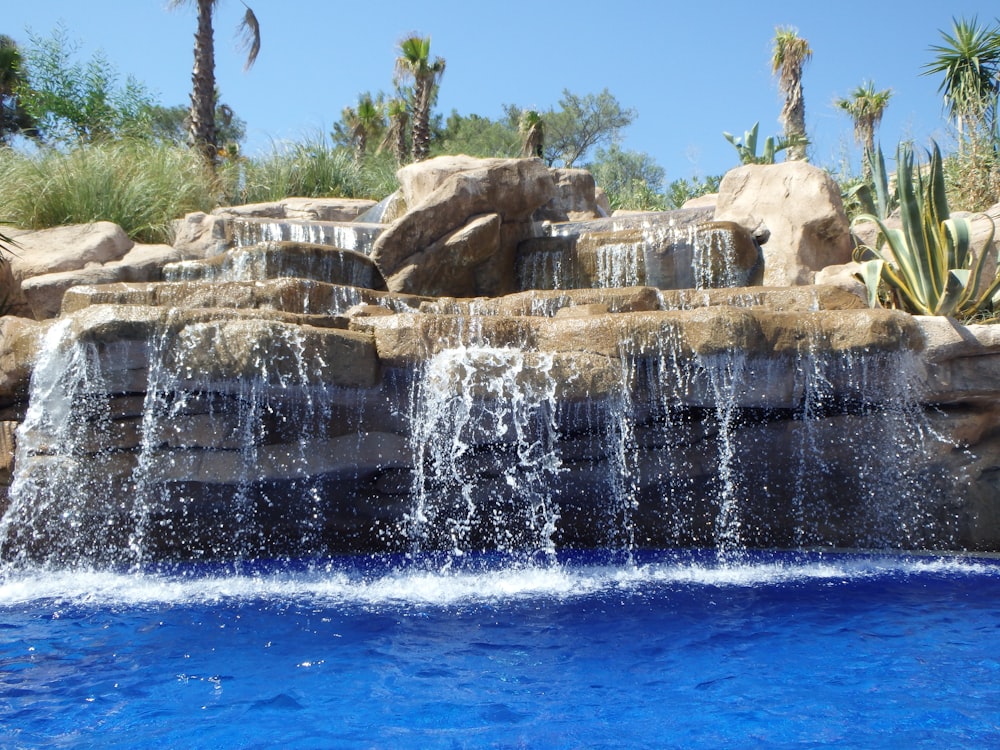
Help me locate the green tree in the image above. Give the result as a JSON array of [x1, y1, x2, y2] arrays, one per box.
[[168, 0, 260, 165], [339, 92, 384, 163], [923, 17, 1000, 139], [17, 26, 154, 143], [835, 81, 892, 181], [586, 143, 666, 211], [141, 102, 245, 148], [436, 109, 518, 157], [543, 89, 636, 167], [924, 17, 1000, 209], [0, 35, 35, 143], [394, 35, 445, 162], [665, 175, 722, 210], [771, 26, 812, 161], [379, 97, 410, 166]]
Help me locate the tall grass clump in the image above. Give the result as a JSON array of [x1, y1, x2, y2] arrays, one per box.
[[237, 133, 399, 204], [0, 139, 218, 244]]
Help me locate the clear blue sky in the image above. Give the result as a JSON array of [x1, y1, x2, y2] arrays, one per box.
[[4, 1, 994, 183]]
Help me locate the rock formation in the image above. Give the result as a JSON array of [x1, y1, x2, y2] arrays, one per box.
[[1, 156, 1000, 563]]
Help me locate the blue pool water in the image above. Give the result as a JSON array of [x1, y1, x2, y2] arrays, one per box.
[[1, 550, 998, 749]]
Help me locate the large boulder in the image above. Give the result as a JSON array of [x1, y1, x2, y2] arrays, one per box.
[[20, 243, 179, 320], [7, 222, 133, 282], [0, 315, 44, 408], [372, 157, 556, 297], [534, 168, 603, 222], [3, 222, 136, 319], [715, 161, 854, 286], [171, 211, 229, 259]]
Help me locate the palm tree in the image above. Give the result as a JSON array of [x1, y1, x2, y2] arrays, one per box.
[[168, 0, 260, 166], [379, 98, 410, 166], [835, 81, 892, 181], [519, 110, 544, 159], [342, 93, 383, 164], [394, 35, 445, 162], [771, 26, 812, 161], [922, 17, 1000, 139]]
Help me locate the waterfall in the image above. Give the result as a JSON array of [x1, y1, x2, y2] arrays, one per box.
[[406, 346, 562, 558], [1, 320, 136, 565], [594, 242, 643, 288], [229, 218, 382, 255], [1, 303, 948, 566], [0, 310, 380, 566]]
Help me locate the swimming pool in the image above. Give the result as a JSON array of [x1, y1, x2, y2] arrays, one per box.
[[2, 550, 998, 749]]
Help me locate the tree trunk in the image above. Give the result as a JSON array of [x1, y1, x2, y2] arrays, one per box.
[[411, 78, 431, 161], [781, 80, 807, 161], [189, 0, 217, 166]]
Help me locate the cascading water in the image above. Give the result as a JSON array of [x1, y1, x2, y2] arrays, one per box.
[[0, 308, 949, 565], [229, 218, 382, 254], [406, 346, 562, 558]]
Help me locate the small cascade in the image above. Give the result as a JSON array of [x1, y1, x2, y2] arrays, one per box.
[[229, 217, 383, 255], [518, 211, 759, 292], [0, 320, 123, 565], [594, 241, 643, 288], [516, 247, 569, 291], [406, 346, 562, 558], [164, 242, 381, 290], [692, 224, 742, 289]]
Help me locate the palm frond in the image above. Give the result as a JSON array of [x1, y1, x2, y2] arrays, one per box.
[[238, 2, 261, 71]]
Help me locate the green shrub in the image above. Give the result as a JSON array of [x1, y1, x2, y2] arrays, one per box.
[[237, 134, 399, 204], [0, 139, 218, 243]]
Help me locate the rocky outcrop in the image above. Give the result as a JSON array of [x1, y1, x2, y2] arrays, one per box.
[[372, 157, 556, 296], [0, 315, 43, 409], [715, 161, 854, 286], [4, 161, 1000, 562], [171, 211, 229, 259], [535, 168, 603, 222], [3, 222, 135, 318], [20, 243, 179, 320]]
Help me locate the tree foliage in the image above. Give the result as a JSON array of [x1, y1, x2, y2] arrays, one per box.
[[835, 81, 892, 180], [586, 143, 665, 210], [394, 35, 445, 162], [923, 17, 1000, 138], [17, 25, 154, 143], [142, 102, 245, 148], [436, 109, 519, 158], [543, 89, 636, 167]]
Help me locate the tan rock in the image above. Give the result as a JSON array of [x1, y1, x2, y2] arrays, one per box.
[[535, 168, 601, 222], [715, 162, 854, 286], [384, 213, 501, 297], [372, 157, 555, 295], [171, 212, 228, 259], [8, 222, 133, 283], [0, 316, 45, 407], [213, 197, 376, 223]]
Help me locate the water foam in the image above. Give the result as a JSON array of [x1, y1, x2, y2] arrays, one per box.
[[2, 553, 993, 609]]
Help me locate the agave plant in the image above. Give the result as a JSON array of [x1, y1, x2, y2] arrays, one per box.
[[723, 122, 807, 165], [843, 143, 898, 223], [852, 141, 1000, 318]]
